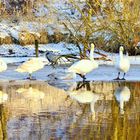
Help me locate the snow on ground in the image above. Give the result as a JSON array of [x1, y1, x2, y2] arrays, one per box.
[[0, 43, 140, 66], [0, 43, 80, 63], [0, 42, 79, 56], [0, 22, 20, 40], [0, 1, 139, 84], [0, 0, 85, 40], [0, 43, 139, 82]]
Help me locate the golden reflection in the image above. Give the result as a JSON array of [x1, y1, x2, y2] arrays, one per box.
[[67, 81, 101, 120], [0, 91, 8, 104], [0, 104, 8, 140], [114, 86, 131, 114], [0, 90, 8, 140], [0, 81, 139, 139], [16, 87, 45, 101]]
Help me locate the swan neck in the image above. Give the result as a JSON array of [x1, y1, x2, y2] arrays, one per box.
[[120, 101, 124, 113], [119, 50, 123, 59], [90, 101, 95, 113], [90, 47, 94, 60]]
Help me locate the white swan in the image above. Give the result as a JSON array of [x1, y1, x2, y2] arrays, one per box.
[[68, 90, 99, 119], [17, 87, 45, 100], [68, 43, 98, 80], [115, 46, 130, 80], [15, 57, 47, 79], [0, 91, 8, 104], [114, 86, 130, 114], [0, 59, 7, 72]]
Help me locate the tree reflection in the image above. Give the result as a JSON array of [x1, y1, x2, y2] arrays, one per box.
[[0, 104, 8, 140]]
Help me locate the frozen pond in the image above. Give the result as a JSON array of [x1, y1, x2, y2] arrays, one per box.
[[0, 80, 140, 139], [0, 64, 140, 81]]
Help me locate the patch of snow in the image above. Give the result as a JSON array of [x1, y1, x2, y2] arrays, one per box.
[[0, 32, 9, 38], [39, 42, 80, 55], [0, 43, 80, 64], [0, 23, 20, 40], [30, 32, 41, 37], [9, 28, 19, 40], [34, 4, 48, 17], [0, 44, 35, 57], [0, 43, 140, 66], [137, 42, 140, 47]]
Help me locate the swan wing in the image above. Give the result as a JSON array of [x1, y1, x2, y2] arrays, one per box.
[[115, 55, 130, 73], [0, 91, 8, 103], [119, 58, 130, 72], [68, 91, 94, 103], [17, 87, 45, 99], [0, 59, 7, 72], [68, 59, 98, 74], [16, 58, 45, 73]]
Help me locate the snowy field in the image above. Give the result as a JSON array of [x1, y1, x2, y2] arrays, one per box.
[[0, 43, 140, 64], [0, 0, 140, 83], [0, 43, 140, 82]]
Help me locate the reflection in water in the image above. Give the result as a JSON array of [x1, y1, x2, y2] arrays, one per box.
[[0, 90, 8, 140], [114, 86, 131, 114], [0, 104, 8, 140], [16, 87, 45, 100], [67, 81, 100, 120], [0, 91, 8, 104], [0, 81, 139, 139]]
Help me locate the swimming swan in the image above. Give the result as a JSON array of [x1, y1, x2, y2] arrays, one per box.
[[115, 46, 130, 80], [15, 58, 47, 79], [68, 43, 98, 80], [114, 86, 130, 114]]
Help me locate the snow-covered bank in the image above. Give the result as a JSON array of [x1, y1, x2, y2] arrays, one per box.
[[0, 43, 79, 64], [0, 43, 140, 66]]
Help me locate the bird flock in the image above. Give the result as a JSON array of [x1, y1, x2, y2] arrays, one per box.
[[0, 43, 130, 80]]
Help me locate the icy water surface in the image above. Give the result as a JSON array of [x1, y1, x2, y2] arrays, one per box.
[[0, 80, 140, 140]]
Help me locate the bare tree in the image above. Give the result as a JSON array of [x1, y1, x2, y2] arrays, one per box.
[[65, 0, 140, 55]]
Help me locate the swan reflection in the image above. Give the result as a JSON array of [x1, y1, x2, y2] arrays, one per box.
[[0, 91, 8, 104], [114, 86, 131, 114], [67, 81, 100, 119], [16, 87, 45, 101]]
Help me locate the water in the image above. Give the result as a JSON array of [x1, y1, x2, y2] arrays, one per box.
[[0, 80, 140, 140]]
